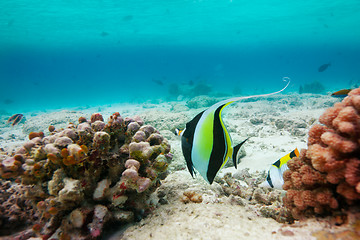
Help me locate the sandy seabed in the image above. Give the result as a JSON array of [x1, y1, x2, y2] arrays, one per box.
[[0, 93, 357, 240]]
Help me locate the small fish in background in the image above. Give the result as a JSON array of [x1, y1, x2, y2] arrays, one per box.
[[260, 148, 299, 189], [100, 31, 109, 37], [122, 15, 133, 21], [331, 89, 352, 98], [176, 78, 291, 184], [3, 99, 14, 104], [7, 114, 25, 126], [318, 63, 331, 72], [152, 79, 164, 86]]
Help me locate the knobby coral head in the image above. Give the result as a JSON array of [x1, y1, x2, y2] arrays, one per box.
[[283, 87, 360, 219], [0, 111, 173, 238]]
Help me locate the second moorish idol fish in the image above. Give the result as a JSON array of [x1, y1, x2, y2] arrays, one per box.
[[176, 78, 291, 184], [331, 89, 352, 98], [7, 114, 25, 126], [259, 148, 299, 189]]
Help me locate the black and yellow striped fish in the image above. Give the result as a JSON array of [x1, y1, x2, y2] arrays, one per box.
[[177, 78, 291, 184], [260, 148, 299, 189]]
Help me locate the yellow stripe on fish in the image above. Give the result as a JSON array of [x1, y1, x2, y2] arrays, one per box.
[[178, 78, 291, 184]]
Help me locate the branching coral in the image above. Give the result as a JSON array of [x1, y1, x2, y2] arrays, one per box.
[[283, 88, 360, 219], [0, 112, 172, 239]]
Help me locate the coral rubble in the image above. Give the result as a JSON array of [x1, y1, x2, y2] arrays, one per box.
[[283, 88, 360, 219], [0, 180, 36, 236], [0, 112, 172, 238], [220, 171, 293, 223], [180, 190, 203, 204]]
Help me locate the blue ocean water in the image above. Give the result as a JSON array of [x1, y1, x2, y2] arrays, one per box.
[[0, 0, 359, 113]]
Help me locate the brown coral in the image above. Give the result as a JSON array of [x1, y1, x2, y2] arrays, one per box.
[[0, 154, 24, 179], [90, 113, 104, 123], [28, 131, 44, 140], [284, 87, 360, 219], [181, 190, 203, 203]]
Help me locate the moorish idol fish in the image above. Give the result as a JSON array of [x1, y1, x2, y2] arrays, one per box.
[[7, 114, 24, 126], [176, 78, 291, 184], [318, 63, 331, 72], [331, 89, 352, 98], [260, 148, 299, 189]]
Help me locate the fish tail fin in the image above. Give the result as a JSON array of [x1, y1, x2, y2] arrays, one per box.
[[232, 138, 249, 169]]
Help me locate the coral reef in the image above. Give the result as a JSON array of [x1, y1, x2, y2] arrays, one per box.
[[283, 88, 360, 219], [0, 112, 172, 239]]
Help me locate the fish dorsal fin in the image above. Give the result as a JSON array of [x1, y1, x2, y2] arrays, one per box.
[[214, 77, 291, 108], [232, 138, 249, 169], [274, 148, 300, 168]]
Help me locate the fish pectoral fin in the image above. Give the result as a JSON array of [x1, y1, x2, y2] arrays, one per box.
[[232, 138, 249, 169]]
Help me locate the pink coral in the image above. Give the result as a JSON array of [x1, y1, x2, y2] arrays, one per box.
[[284, 87, 360, 219], [321, 132, 357, 153], [125, 159, 141, 170]]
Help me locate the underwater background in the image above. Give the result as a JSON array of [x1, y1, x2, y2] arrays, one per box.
[[0, 0, 360, 113]]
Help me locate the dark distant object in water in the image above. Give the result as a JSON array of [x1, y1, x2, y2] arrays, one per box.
[[7, 114, 24, 126], [318, 63, 331, 72], [232, 86, 242, 95], [168, 83, 180, 96], [3, 99, 14, 104], [123, 15, 133, 21], [152, 79, 164, 86], [191, 83, 212, 97], [299, 81, 325, 94], [100, 31, 109, 37], [331, 89, 352, 98], [188, 80, 194, 86]]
